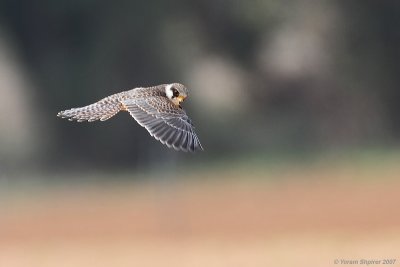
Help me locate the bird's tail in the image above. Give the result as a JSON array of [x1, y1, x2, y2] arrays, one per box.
[[57, 93, 124, 122]]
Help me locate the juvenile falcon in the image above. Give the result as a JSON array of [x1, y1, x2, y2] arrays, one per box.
[[57, 83, 203, 152]]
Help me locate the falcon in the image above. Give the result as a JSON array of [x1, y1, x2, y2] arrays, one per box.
[[57, 83, 203, 152]]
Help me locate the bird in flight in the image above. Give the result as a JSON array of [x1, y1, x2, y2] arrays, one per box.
[[58, 83, 203, 152]]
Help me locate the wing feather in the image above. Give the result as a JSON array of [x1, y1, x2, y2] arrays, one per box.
[[122, 97, 203, 152]]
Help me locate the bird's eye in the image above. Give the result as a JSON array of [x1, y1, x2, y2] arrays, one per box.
[[172, 88, 179, 97]]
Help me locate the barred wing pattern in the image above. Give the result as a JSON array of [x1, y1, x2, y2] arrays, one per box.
[[57, 92, 125, 122], [122, 97, 203, 152]]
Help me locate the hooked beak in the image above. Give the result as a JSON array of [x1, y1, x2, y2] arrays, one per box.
[[177, 95, 186, 103]]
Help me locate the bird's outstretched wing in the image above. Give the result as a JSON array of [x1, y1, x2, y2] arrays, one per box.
[[122, 97, 203, 152], [57, 92, 124, 122]]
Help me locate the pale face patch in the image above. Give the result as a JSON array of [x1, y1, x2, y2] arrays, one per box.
[[165, 84, 174, 99], [165, 83, 187, 106]]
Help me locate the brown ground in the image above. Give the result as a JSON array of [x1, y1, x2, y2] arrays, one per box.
[[1, 162, 400, 267]]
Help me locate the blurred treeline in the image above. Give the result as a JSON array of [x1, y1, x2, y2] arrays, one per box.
[[0, 0, 399, 171]]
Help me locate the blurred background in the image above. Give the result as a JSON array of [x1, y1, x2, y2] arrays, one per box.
[[1, 0, 400, 266]]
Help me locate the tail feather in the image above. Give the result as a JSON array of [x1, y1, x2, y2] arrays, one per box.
[[58, 95, 123, 122]]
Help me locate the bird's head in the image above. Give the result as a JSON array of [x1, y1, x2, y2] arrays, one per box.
[[165, 83, 188, 107]]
